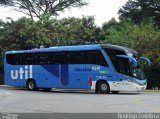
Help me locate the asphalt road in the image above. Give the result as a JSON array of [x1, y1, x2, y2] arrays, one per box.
[[0, 86, 160, 113]]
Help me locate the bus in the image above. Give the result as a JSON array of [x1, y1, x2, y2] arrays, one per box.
[[4, 44, 151, 93]]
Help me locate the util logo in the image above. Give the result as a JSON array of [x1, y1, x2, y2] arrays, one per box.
[[11, 65, 33, 80]]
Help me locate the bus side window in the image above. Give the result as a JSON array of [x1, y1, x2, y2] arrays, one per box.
[[6, 54, 33, 65], [22, 54, 35, 65], [6, 54, 22, 65], [15, 54, 22, 65], [68, 52, 85, 64], [50, 52, 68, 64], [6, 54, 16, 65], [85, 50, 108, 67], [35, 53, 51, 65], [35, 53, 47, 65]]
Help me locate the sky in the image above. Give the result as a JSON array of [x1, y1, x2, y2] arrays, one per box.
[[0, 0, 128, 26]]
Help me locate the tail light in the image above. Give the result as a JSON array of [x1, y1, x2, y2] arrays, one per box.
[[90, 77, 92, 86]]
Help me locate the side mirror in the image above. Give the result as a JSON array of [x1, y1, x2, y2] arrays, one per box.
[[116, 55, 138, 67], [140, 57, 151, 67]]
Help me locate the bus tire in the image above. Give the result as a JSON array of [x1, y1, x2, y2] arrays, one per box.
[[97, 81, 110, 94], [27, 79, 37, 91]]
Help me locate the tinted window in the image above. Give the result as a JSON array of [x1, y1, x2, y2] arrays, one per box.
[[116, 57, 132, 76], [34, 52, 68, 64], [21, 54, 35, 65], [6, 53, 35, 65], [104, 48, 132, 76], [6, 52, 68, 65], [6, 50, 108, 66], [104, 49, 126, 69], [6, 54, 16, 65], [49, 52, 68, 64], [85, 51, 108, 67], [104, 49, 125, 57], [68, 52, 85, 64], [35, 53, 50, 64]]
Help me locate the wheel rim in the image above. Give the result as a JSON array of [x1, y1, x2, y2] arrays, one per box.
[[101, 83, 108, 91], [29, 81, 34, 90]]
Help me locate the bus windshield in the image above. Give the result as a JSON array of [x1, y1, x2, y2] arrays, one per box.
[[132, 66, 146, 80], [115, 57, 146, 80], [103, 48, 147, 80]]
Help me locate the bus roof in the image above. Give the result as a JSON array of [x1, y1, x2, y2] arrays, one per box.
[[5, 44, 137, 54], [101, 44, 137, 54]]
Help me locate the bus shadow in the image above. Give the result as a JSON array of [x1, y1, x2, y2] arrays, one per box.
[[51, 90, 141, 95], [43, 89, 142, 95], [109, 92, 141, 95], [0, 86, 142, 95]]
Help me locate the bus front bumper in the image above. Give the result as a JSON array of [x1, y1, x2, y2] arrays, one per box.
[[109, 81, 147, 92]]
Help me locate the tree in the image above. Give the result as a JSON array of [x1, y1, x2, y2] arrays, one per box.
[[0, 19, 5, 53], [61, 16, 100, 45], [45, 16, 100, 45], [100, 18, 119, 42], [0, 0, 88, 20], [101, 19, 160, 71], [0, 16, 100, 50], [1, 17, 52, 50], [118, 0, 160, 26]]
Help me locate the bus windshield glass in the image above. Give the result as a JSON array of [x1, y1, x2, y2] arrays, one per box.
[[103, 48, 146, 80], [118, 56, 147, 79], [115, 57, 146, 80], [131, 66, 146, 80]]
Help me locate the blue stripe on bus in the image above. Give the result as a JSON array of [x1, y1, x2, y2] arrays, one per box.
[[41, 64, 69, 86], [61, 65, 69, 86]]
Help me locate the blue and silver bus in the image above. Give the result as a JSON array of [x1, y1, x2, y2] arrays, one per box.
[[4, 44, 151, 93]]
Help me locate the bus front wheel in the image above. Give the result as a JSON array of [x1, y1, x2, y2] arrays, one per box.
[[27, 79, 37, 91], [97, 81, 110, 94]]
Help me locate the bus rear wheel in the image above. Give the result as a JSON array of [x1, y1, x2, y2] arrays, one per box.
[[27, 80, 37, 91], [97, 81, 110, 94]]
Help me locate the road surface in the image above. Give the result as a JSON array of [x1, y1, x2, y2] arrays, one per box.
[[0, 86, 160, 113]]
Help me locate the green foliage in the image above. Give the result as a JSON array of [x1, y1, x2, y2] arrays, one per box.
[[0, 16, 100, 51], [101, 19, 160, 70], [56, 16, 100, 45], [38, 16, 100, 46], [0, 0, 88, 20], [1, 17, 52, 50], [118, 0, 160, 26]]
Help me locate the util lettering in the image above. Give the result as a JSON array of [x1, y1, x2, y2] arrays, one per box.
[[11, 65, 33, 80]]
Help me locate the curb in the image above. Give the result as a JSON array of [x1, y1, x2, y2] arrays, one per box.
[[143, 90, 160, 92]]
